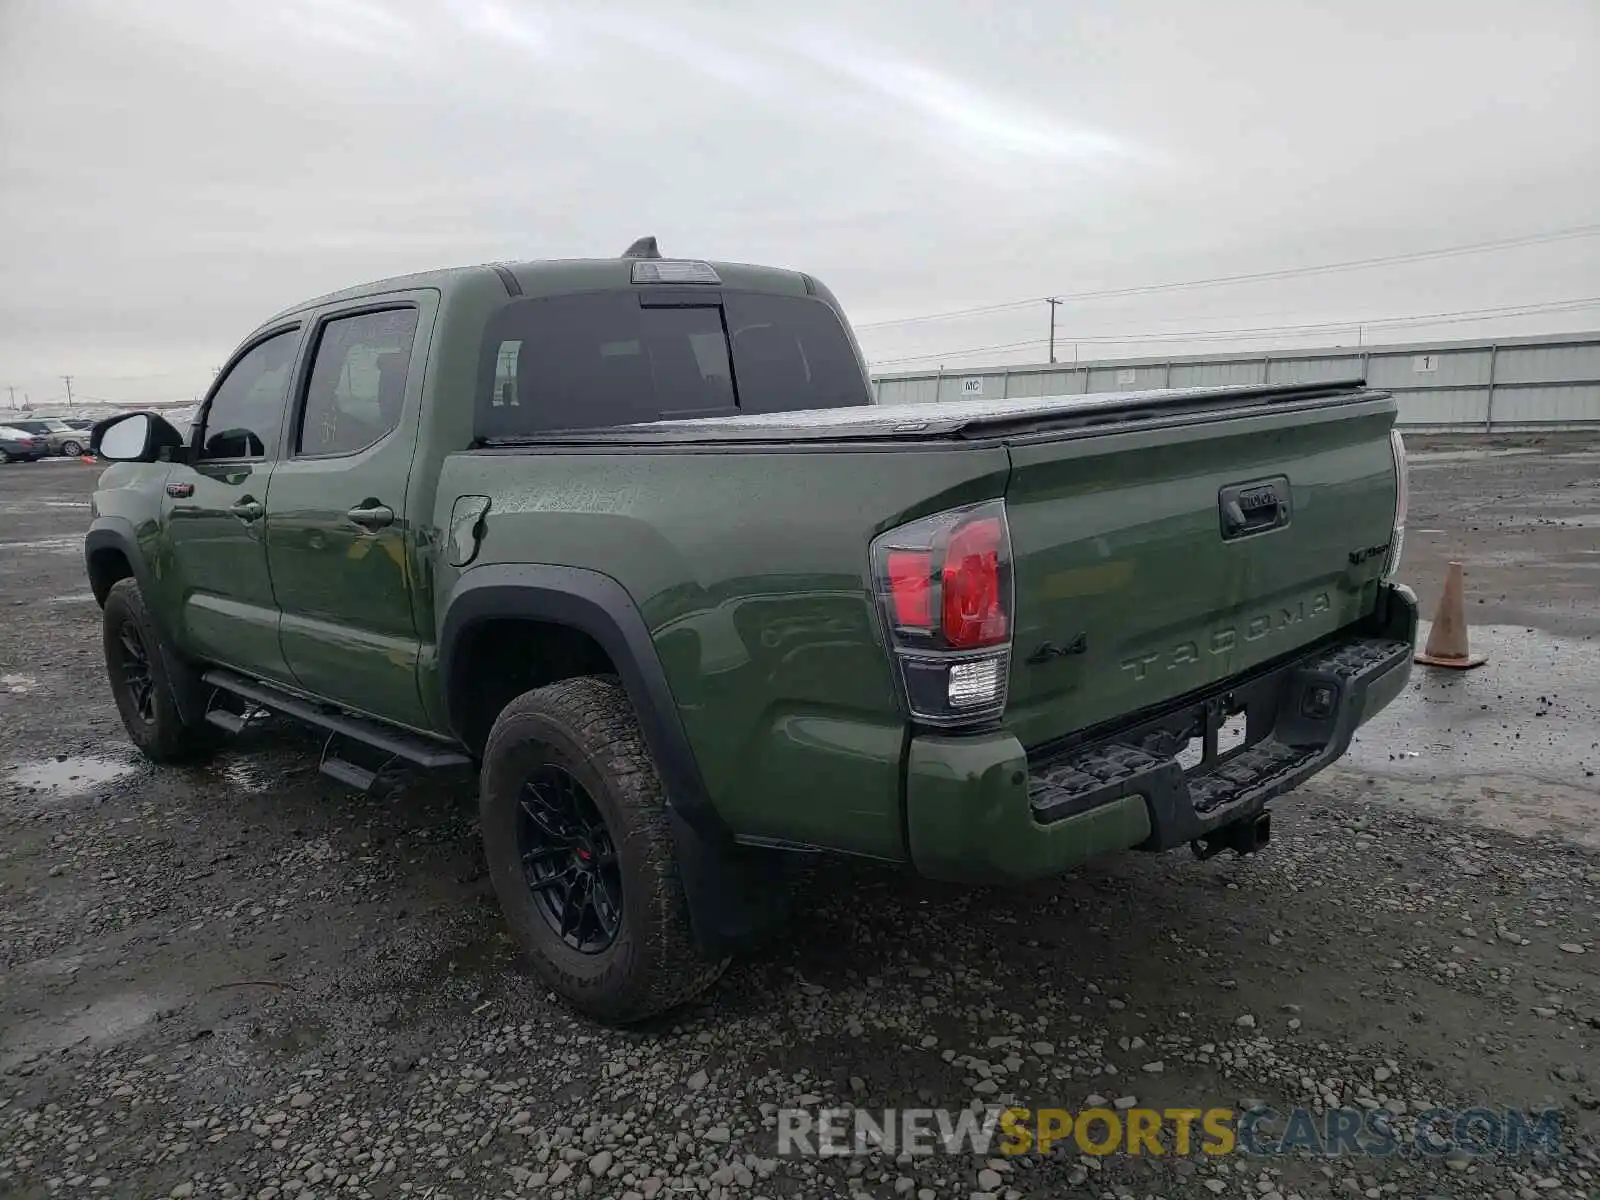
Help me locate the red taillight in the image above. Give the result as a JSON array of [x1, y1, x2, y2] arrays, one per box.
[[941, 517, 1007, 648], [869, 500, 1013, 728], [886, 549, 933, 629]]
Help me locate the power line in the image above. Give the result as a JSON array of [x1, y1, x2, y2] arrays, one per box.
[[853, 224, 1600, 333], [867, 295, 1600, 368]]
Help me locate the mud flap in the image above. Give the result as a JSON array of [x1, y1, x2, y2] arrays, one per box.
[[666, 808, 792, 959], [153, 634, 214, 729]]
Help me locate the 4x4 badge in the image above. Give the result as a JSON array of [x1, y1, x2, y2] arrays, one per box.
[[1027, 632, 1087, 664]]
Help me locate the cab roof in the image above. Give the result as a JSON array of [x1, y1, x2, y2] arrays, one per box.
[[262, 239, 818, 326]]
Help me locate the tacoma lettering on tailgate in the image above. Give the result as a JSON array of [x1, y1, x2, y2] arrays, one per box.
[[1119, 592, 1333, 681]]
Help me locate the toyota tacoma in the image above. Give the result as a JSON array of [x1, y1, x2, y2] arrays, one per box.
[[83, 238, 1417, 1022]]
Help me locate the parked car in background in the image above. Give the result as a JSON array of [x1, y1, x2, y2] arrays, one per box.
[[0, 425, 50, 462], [9, 418, 87, 457]]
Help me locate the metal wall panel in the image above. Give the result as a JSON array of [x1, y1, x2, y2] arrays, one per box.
[[1394, 389, 1488, 426], [1491, 385, 1600, 424], [1266, 355, 1364, 384], [1000, 370, 1088, 397], [1087, 364, 1168, 391], [869, 332, 1600, 429], [1170, 360, 1264, 388], [1366, 349, 1491, 389], [1492, 343, 1600, 386]]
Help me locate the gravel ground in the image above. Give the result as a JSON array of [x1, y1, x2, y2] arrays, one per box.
[[1, 438, 1597, 1200]]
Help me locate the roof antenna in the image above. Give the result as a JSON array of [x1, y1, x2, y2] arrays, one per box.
[[621, 236, 661, 260]]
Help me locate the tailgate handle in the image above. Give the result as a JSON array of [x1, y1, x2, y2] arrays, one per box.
[[1219, 476, 1291, 540]]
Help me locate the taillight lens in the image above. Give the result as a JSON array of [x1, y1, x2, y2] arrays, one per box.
[[942, 517, 1007, 649], [870, 500, 1013, 727], [1384, 428, 1408, 580]]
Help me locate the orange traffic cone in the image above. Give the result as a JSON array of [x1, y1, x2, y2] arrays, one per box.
[[1414, 561, 1487, 669]]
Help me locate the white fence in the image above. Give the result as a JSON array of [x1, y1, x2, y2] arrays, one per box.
[[871, 332, 1600, 431]]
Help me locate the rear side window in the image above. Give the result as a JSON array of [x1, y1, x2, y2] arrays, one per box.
[[297, 308, 419, 456], [476, 290, 870, 438]]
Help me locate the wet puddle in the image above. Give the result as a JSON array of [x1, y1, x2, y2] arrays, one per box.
[[7, 754, 138, 795], [2, 673, 38, 695], [1344, 623, 1600, 843], [0, 990, 176, 1072], [0, 536, 85, 554], [1495, 512, 1600, 529], [221, 758, 279, 794]]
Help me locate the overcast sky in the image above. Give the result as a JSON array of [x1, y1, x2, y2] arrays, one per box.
[[2, 0, 1597, 409]]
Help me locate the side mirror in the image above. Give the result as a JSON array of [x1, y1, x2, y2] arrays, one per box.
[[90, 412, 187, 462]]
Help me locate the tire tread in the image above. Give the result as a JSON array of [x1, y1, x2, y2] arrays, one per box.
[[480, 675, 727, 1023]]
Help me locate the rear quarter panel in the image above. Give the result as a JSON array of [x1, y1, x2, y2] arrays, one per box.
[[432, 444, 1011, 860]]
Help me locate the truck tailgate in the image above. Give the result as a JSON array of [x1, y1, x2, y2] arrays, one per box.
[[1001, 393, 1400, 752]]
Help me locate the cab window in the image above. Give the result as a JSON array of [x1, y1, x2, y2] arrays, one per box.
[[199, 330, 300, 460], [296, 308, 419, 456]]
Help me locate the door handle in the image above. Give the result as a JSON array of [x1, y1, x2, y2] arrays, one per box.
[[230, 499, 264, 522], [347, 503, 394, 530]]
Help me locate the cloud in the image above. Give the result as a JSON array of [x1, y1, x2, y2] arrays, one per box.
[[778, 28, 1140, 169], [0, 0, 1595, 403]]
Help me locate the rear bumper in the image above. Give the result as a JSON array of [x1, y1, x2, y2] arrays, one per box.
[[904, 583, 1417, 883]]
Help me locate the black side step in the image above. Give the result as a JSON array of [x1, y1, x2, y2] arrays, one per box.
[[204, 708, 250, 734], [320, 756, 379, 791], [201, 669, 472, 770]]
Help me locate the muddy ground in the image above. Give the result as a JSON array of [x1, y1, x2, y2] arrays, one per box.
[[1, 437, 1596, 1200]]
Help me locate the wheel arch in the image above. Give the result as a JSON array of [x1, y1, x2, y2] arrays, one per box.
[[439, 565, 718, 828], [438, 564, 788, 958], [85, 522, 142, 608], [86, 520, 212, 727]]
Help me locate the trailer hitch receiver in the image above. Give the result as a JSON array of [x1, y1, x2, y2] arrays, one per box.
[[1191, 810, 1272, 861]]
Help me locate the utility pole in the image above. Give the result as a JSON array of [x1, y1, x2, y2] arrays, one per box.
[[1046, 298, 1063, 363], [62, 375, 74, 407], [5, 385, 15, 409]]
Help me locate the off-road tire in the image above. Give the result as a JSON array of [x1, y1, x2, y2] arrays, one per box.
[[102, 578, 222, 764], [479, 675, 728, 1023]]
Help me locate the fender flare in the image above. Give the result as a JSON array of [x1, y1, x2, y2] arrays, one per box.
[[437, 564, 789, 957], [438, 563, 720, 834], [84, 520, 210, 726]]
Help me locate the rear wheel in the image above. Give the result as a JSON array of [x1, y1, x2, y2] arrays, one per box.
[[479, 675, 727, 1023], [0, 450, 14, 463], [102, 578, 221, 763]]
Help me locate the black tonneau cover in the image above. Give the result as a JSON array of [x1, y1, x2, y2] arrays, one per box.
[[475, 380, 1385, 447]]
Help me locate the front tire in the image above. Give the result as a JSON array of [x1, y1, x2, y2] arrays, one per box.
[[61, 440, 83, 457], [102, 578, 221, 763], [479, 675, 728, 1023]]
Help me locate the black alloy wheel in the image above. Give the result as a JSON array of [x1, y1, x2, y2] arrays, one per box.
[[116, 619, 157, 723], [517, 764, 623, 954]]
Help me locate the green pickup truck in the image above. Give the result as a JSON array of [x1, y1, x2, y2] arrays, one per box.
[[84, 239, 1417, 1022]]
